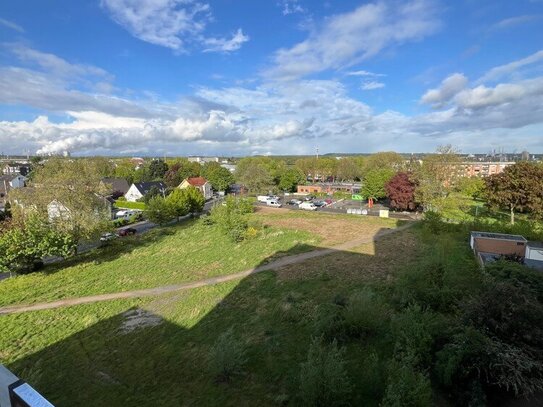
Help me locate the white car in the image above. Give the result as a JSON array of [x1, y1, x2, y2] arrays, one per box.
[[266, 200, 282, 208], [299, 202, 317, 211], [100, 232, 118, 242]]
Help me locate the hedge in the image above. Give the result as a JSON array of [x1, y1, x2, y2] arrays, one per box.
[[114, 200, 146, 210]]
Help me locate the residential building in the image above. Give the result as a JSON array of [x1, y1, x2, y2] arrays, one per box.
[[179, 177, 213, 200], [220, 163, 236, 173], [461, 161, 515, 177], [188, 156, 219, 164], [125, 181, 167, 202], [100, 177, 130, 196], [0, 174, 27, 202]]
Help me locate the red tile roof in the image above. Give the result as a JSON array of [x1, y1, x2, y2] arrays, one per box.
[[186, 177, 207, 187]]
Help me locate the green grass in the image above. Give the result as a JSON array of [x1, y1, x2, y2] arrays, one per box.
[[114, 200, 146, 210], [0, 218, 320, 307]]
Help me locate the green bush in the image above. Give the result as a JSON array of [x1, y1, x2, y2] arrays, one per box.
[[209, 328, 247, 382], [343, 288, 391, 337], [116, 196, 127, 201], [422, 210, 447, 234], [209, 197, 257, 242], [312, 303, 346, 342], [381, 360, 432, 407], [299, 337, 352, 407]]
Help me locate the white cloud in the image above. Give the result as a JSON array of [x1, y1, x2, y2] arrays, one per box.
[[346, 70, 385, 77], [478, 49, 543, 83], [264, 0, 440, 80], [491, 15, 542, 31], [361, 80, 385, 90], [279, 1, 305, 16], [421, 73, 468, 107], [101, 0, 248, 53], [0, 18, 24, 33], [203, 29, 249, 53]]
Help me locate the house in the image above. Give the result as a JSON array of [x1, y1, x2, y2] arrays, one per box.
[[220, 163, 237, 173], [125, 181, 168, 202], [47, 200, 71, 222], [179, 177, 213, 200], [100, 177, 130, 197], [2, 163, 30, 176], [0, 174, 26, 201]]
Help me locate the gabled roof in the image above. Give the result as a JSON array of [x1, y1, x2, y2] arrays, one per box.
[[101, 177, 130, 194], [132, 181, 167, 195], [185, 177, 208, 187]]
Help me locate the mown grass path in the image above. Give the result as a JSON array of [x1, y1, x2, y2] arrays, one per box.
[[0, 222, 416, 315]]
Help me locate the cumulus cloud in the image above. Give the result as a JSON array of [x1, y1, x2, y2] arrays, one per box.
[[101, 0, 248, 53], [278, 0, 305, 16], [264, 0, 440, 80], [421, 73, 468, 107]]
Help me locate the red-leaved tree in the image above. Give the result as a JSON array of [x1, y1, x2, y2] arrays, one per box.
[[385, 172, 418, 211]]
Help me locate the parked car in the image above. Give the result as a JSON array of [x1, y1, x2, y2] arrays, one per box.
[[257, 195, 271, 203], [100, 232, 118, 242], [266, 200, 282, 208], [304, 195, 316, 201], [118, 227, 137, 237], [299, 202, 317, 211], [313, 201, 327, 208], [287, 199, 302, 205]]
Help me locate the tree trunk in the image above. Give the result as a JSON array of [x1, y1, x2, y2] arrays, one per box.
[[510, 204, 515, 225]]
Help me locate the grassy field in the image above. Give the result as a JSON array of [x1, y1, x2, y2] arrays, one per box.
[[2, 209, 538, 406], [0, 222, 419, 406], [0, 211, 400, 307]]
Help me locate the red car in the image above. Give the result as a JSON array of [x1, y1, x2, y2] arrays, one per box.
[[118, 227, 137, 237]]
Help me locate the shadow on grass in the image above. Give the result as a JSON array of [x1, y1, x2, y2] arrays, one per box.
[[5, 227, 404, 407], [8, 225, 537, 406]]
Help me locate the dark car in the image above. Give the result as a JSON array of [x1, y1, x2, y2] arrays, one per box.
[[313, 201, 327, 207], [118, 227, 137, 237]]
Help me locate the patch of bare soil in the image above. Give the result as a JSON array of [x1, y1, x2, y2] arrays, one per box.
[[255, 207, 389, 246], [275, 229, 419, 282], [119, 308, 163, 333]]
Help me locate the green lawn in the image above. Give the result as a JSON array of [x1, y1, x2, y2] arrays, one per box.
[[0, 218, 321, 307], [1, 214, 539, 406]]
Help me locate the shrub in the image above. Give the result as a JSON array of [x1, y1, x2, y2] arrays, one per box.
[[312, 303, 346, 342], [343, 288, 391, 337], [381, 360, 432, 407], [299, 337, 352, 407], [116, 196, 127, 201], [422, 210, 446, 234], [210, 197, 258, 242], [209, 328, 247, 382]]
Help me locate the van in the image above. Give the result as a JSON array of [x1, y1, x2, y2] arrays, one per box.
[[266, 200, 282, 208], [299, 202, 317, 211], [257, 195, 271, 203]]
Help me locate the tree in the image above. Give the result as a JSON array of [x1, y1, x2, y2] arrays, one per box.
[[10, 157, 112, 244], [235, 158, 275, 193], [385, 172, 418, 211], [164, 160, 201, 188], [165, 189, 190, 220], [148, 159, 169, 180], [456, 176, 485, 200], [296, 157, 319, 182], [362, 168, 395, 200], [143, 185, 163, 204], [0, 213, 75, 273], [278, 168, 305, 192], [181, 186, 205, 213], [485, 162, 543, 224], [202, 162, 235, 192], [364, 152, 404, 172], [336, 157, 362, 181], [145, 196, 174, 225], [414, 145, 461, 211]]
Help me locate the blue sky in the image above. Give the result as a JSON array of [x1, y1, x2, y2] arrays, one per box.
[[0, 0, 542, 156]]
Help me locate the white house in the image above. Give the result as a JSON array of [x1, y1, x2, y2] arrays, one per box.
[[178, 177, 213, 200], [125, 181, 167, 202], [9, 175, 26, 188], [47, 200, 71, 222]]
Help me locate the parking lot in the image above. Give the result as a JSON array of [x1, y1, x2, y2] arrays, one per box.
[[256, 194, 419, 220]]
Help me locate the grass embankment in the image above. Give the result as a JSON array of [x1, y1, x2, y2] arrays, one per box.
[[0, 218, 318, 307]]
